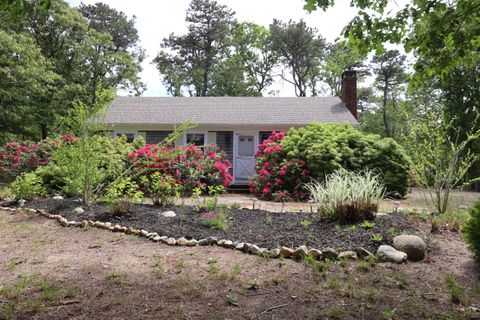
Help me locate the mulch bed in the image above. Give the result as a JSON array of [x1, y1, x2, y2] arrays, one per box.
[[22, 198, 416, 252]]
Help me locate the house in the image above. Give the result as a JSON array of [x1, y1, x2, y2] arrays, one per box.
[[104, 71, 358, 184]]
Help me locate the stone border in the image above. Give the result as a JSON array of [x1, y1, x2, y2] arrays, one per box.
[[1, 206, 424, 264]]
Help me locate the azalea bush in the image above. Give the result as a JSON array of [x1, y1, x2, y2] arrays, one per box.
[[305, 170, 385, 223], [249, 132, 310, 201], [250, 124, 410, 201], [0, 136, 76, 183], [129, 144, 232, 199]]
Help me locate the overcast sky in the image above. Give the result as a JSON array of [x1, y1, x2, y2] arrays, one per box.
[[66, 0, 362, 96]]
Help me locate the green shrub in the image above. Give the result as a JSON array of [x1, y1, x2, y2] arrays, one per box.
[[36, 135, 133, 204], [462, 202, 480, 262], [0, 185, 14, 200], [105, 177, 143, 215], [140, 172, 181, 206], [305, 170, 385, 223], [10, 172, 44, 200]]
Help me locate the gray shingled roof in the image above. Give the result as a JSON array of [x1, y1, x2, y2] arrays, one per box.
[[104, 96, 357, 126]]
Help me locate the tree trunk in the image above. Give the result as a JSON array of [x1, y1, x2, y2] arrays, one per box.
[[382, 79, 391, 137], [41, 124, 48, 140]]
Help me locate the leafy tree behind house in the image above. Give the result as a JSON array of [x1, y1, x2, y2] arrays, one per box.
[[153, 0, 236, 96], [270, 19, 326, 97]]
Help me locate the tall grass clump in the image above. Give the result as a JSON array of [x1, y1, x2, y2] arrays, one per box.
[[305, 170, 385, 223]]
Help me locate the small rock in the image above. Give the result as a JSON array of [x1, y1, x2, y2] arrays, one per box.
[[217, 239, 226, 246], [322, 248, 338, 260], [67, 221, 77, 227], [81, 220, 90, 228], [280, 246, 294, 258], [393, 235, 427, 261], [198, 239, 208, 246], [94, 221, 105, 228], [235, 242, 245, 250], [148, 232, 159, 240], [176, 237, 188, 246], [27, 208, 36, 213], [338, 251, 358, 260], [113, 224, 124, 232], [376, 245, 407, 264], [52, 195, 64, 200], [58, 217, 68, 227], [165, 237, 176, 245], [161, 210, 176, 218], [207, 236, 218, 246], [355, 247, 375, 260], [159, 236, 168, 242], [376, 212, 388, 217], [131, 229, 141, 236], [242, 243, 252, 253], [104, 222, 112, 228], [187, 239, 198, 246], [269, 248, 281, 258], [259, 248, 270, 257], [152, 235, 161, 242], [308, 249, 323, 260], [248, 244, 261, 255], [140, 230, 149, 237], [292, 245, 308, 261], [222, 240, 234, 249], [458, 205, 468, 210], [18, 199, 26, 207], [72, 207, 85, 214]]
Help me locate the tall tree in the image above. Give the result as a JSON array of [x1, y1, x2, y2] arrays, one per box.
[[370, 50, 408, 137], [1, 0, 144, 139], [233, 22, 279, 95], [153, 0, 235, 96], [321, 42, 366, 96], [79, 2, 145, 100], [0, 28, 56, 142], [270, 19, 326, 97]]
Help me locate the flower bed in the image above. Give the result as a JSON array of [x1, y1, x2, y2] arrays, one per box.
[[23, 198, 415, 253]]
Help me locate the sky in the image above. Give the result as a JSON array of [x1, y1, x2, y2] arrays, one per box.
[[66, 0, 361, 96]]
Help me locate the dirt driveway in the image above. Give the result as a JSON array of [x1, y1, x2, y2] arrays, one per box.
[[1, 209, 479, 319]]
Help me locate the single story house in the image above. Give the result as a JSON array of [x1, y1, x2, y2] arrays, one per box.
[[104, 71, 358, 184]]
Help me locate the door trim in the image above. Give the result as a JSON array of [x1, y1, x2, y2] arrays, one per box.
[[233, 132, 258, 184]]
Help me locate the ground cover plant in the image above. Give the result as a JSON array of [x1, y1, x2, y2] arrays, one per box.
[[249, 124, 410, 201]]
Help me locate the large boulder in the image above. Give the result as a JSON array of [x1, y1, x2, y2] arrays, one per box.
[[376, 245, 407, 264], [393, 235, 427, 261]]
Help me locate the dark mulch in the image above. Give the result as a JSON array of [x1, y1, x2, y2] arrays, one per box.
[[23, 198, 416, 252]]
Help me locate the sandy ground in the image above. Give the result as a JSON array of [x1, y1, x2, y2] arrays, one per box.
[[1, 208, 480, 319]]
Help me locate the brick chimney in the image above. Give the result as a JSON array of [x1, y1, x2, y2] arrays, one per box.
[[341, 70, 357, 119]]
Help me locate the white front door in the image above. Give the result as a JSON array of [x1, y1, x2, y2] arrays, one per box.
[[234, 133, 258, 183]]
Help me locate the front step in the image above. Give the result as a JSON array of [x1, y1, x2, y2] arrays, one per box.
[[227, 184, 251, 194]]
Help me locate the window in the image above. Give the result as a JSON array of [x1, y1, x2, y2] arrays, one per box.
[[238, 135, 255, 156], [259, 131, 273, 143], [186, 133, 205, 146], [146, 131, 172, 145], [116, 133, 135, 143]]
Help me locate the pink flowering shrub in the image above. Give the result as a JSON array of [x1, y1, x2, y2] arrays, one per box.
[[0, 136, 76, 183], [129, 144, 232, 196], [249, 132, 310, 201]]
